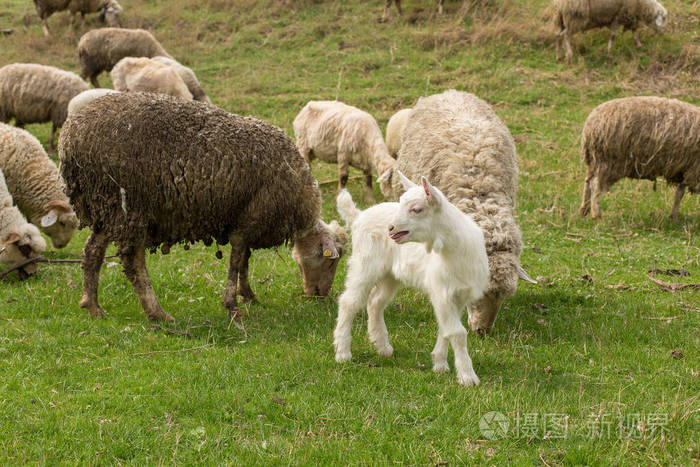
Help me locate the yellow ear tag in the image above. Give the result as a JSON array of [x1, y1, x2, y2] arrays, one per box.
[[323, 249, 332, 257]]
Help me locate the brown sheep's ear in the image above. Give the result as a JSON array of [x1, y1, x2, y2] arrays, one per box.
[[45, 200, 74, 214], [321, 232, 340, 259], [2, 232, 21, 245]]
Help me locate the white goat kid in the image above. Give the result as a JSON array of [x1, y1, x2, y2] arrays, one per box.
[[334, 172, 489, 386]]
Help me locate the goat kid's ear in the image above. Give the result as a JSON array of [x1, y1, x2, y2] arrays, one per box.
[[421, 176, 441, 206], [396, 170, 416, 191], [2, 232, 21, 245]]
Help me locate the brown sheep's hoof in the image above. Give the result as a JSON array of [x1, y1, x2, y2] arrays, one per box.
[[147, 310, 175, 323], [239, 293, 258, 303], [81, 303, 105, 318], [228, 307, 242, 320], [578, 206, 590, 216]]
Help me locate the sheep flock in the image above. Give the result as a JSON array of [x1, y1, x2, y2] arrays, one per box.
[[0, 0, 697, 396]]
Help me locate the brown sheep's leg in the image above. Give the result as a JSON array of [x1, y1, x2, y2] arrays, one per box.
[[222, 234, 246, 318], [382, 0, 393, 22], [363, 169, 375, 203], [79, 230, 109, 318], [47, 123, 57, 151], [669, 185, 685, 221], [237, 246, 257, 303], [41, 18, 50, 37], [120, 244, 174, 322], [90, 74, 101, 88], [579, 168, 594, 216], [590, 175, 603, 219]]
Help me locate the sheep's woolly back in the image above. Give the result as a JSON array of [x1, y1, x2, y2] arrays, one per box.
[[0, 122, 71, 225], [552, 0, 666, 33], [34, 0, 121, 18], [111, 57, 193, 100], [393, 90, 522, 317], [294, 101, 393, 173], [385, 108, 412, 158], [0, 169, 13, 208], [59, 92, 322, 250], [582, 96, 700, 192], [67, 89, 119, 116], [78, 28, 172, 78], [151, 56, 210, 103], [0, 63, 89, 127]]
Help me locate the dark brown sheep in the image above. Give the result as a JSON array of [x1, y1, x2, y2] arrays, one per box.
[[59, 92, 347, 322], [579, 96, 700, 220]]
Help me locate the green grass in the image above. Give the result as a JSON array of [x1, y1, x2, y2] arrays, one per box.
[[1, 0, 699, 464]]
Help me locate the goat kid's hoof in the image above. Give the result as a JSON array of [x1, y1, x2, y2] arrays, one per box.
[[334, 348, 352, 363], [376, 343, 393, 357], [457, 372, 480, 387], [432, 361, 450, 374]]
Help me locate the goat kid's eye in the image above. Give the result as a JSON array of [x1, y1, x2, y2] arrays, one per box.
[[410, 207, 423, 214]]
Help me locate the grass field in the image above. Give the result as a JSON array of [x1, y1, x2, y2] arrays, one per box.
[[1, 0, 699, 464]]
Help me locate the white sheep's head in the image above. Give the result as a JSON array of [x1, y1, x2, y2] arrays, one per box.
[[99, 1, 123, 27], [388, 172, 445, 247], [652, 4, 668, 32], [292, 220, 348, 297], [0, 224, 46, 279], [40, 200, 79, 249]]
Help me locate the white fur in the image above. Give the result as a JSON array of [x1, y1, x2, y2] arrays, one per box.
[[334, 175, 489, 387], [385, 108, 412, 158], [110, 57, 193, 101], [67, 89, 119, 117]]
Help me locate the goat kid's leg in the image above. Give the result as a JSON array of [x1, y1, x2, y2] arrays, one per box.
[[431, 334, 450, 373], [669, 185, 685, 220], [120, 244, 174, 322], [237, 246, 257, 303], [334, 271, 379, 362], [433, 300, 479, 386], [79, 230, 109, 318], [366, 277, 399, 357], [222, 234, 246, 318]]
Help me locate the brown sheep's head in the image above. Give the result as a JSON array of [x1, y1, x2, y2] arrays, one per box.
[[292, 220, 348, 297], [0, 224, 46, 278], [40, 200, 79, 249]]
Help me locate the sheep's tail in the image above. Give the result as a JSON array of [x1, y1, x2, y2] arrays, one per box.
[[336, 189, 359, 227]]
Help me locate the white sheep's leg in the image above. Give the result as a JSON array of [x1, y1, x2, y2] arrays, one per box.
[[556, 31, 564, 61], [338, 155, 350, 192], [579, 168, 594, 216], [633, 30, 642, 48], [606, 27, 618, 57], [669, 185, 685, 221], [363, 168, 375, 203], [367, 277, 399, 357], [431, 334, 450, 373], [590, 175, 603, 220], [334, 268, 381, 362], [563, 30, 574, 63], [433, 298, 479, 386], [68, 12, 75, 35], [222, 234, 246, 319], [79, 230, 109, 318], [237, 246, 257, 303], [120, 244, 175, 323], [382, 0, 393, 21], [47, 123, 57, 151], [438, 0, 444, 14]]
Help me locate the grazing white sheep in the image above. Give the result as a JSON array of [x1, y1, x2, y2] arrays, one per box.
[[67, 88, 119, 116], [385, 108, 412, 158], [553, 0, 668, 62], [0, 122, 79, 249], [150, 56, 210, 103], [33, 0, 122, 37], [334, 173, 489, 387], [0, 169, 46, 279], [293, 100, 396, 202], [110, 57, 193, 100]]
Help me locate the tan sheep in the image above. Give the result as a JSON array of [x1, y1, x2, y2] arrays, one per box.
[[150, 56, 211, 103], [293, 100, 396, 202], [578, 96, 700, 220], [0, 63, 89, 150], [111, 57, 193, 100], [391, 90, 535, 335], [0, 123, 79, 249], [78, 28, 172, 87], [553, 0, 668, 62], [0, 168, 47, 279], [385, 108, 412, 159], [33, 0, 122, 37]]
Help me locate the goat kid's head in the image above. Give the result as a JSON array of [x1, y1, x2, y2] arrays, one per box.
[[0, 224, 46, 279], [292, 220, 348, 297], [389, 171, 444, 245], [40, 200, 79, 249]]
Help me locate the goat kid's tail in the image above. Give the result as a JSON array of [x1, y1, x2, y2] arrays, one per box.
[[337, 189, 360, 227]]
